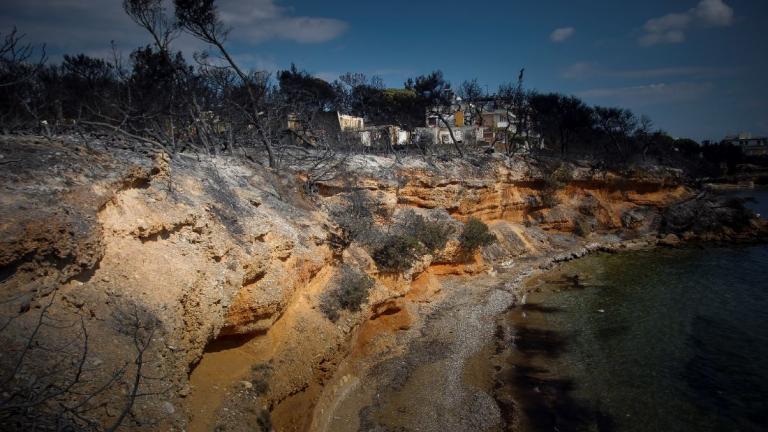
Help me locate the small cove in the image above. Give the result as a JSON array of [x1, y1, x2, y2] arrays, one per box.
[[499, 188, 768, 432]]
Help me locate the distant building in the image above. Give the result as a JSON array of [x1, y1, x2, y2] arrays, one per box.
[[314, 111, 365, 134], [418, 95, 550, 150], [481, 110, 510, 129], [287, 111, 365, 147], [424, 108, 480, 146], [337, 114, 365, 131], [415, 125, 484, 146], [723, 133, 768, 156], [335, 125, 410, 149], [426, 111, 464, 128]]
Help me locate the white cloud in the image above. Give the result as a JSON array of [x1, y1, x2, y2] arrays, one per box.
[[577, 82, 714, 106], [694, 0, 735, 26], [219, 0, 348, 44], [550, 27, 575, 43], [0, 0, 348, 59], [639, 0, 734, 46]]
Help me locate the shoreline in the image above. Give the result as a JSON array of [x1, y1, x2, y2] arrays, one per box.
[[308, 233, 663, 431], [3, 136, 766, 431], [306, 224, 768, 431], [487, 245, 631, 432], [487, 235, 768, 432]]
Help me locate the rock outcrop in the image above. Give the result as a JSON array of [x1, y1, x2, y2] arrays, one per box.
[[1, 137, 764, 431]]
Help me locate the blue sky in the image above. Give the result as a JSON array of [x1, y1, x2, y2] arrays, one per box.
[[1, 0, 766, 141]]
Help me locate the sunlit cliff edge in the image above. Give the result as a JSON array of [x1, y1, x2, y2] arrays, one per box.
[[1, 135, 765, 431]]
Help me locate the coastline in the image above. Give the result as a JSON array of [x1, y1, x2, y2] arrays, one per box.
[[488, 238, 768, 432], [2, 136, 766, 431], [486, 186, 768, 432], [487, 245, 640, 432], [309, 233, 664, 431], [309, 216, 768, 431]]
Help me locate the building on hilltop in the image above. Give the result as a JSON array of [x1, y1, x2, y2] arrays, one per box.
[[723, 133, 768, 156], [422, 94, 545, 151], [286, 111, 366, 148]]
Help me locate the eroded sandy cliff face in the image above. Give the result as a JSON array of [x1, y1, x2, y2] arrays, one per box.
[[1, 136, 761, 431], [1, 137, 341, 429]]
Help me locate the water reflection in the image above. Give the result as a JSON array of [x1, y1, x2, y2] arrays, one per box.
[[499, 240, 768, 432]]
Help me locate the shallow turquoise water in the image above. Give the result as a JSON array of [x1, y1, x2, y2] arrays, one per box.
[[511, 189, 768, 432]]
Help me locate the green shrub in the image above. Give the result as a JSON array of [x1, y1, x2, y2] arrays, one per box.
[[367, 212, 455, 274], [320, 266, 375, 321], [372, 234, 423, 273], [398, 210, 454, 253], [459, 218, 496, 252]]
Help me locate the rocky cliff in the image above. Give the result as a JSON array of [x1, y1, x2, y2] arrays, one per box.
[[0, 136, 763, 431]]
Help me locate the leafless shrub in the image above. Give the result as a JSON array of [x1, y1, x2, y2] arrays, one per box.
[[540, 163, 573, 208], [330, 186, 389, 247], [0, 27, 47, 133], [0, 291, 167, 431]]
